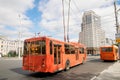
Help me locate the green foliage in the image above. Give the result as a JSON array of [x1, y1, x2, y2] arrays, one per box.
[[7, 50, 18, 57]]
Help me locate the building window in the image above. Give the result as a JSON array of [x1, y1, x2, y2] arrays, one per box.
[[1, 45, 3, 47], [86, 14, 92, 24]]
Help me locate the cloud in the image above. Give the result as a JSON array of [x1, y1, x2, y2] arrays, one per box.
[[0, 0, 117, 41], [94, 5, 117, 39], [0, 0, 34, 40], [38, 0, 115, 41]]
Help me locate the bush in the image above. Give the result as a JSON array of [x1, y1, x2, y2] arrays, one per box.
[[7, 50, 17, 57]]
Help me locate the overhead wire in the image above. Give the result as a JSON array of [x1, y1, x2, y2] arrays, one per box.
[[72, 0, 81, 13], [64, 0, 81, 20], [61, 0, 118, 41], [64, 0, 115, 27]]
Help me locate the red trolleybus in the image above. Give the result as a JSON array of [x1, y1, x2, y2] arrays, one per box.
[[100, 45, 119, 61], [23, 36, 87, 73]]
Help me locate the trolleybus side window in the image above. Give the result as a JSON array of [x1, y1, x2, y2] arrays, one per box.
[[50, 41, 53, 55], [64, 44, 75, 54], [79, 48, 84, 54], [65, 44, 70, 54], [71, 46, 75, 54]]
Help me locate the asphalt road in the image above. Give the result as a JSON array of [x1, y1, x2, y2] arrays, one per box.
[[0, 56, 115, 80]]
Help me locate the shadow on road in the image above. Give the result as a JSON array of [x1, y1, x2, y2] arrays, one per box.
[[10, 58, 116, 79], [10, 67, 61, 78], [10, 68, 31, 75], [25, 71, 95, 80], [0, 78, 8, 80], [88, 58, 115, 63], [103, 60, 117, 62], [28, 72, 58, 78]]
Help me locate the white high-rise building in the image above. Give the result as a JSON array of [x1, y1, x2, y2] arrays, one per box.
[[79, 10, 105, 54]]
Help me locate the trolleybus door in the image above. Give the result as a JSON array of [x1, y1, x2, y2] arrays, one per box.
[[54, 44, 62, 70], [75, 48, 79, 60]]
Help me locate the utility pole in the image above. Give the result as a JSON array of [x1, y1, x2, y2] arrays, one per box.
[[114, 0, 119, 33], [114, 0, 120, 59]]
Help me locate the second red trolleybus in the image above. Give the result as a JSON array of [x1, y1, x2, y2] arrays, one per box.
[[23, 36, 87, 73], [100, 45, 119, 61]]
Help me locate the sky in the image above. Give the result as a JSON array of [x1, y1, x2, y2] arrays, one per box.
[[0, 0, 120, 41]]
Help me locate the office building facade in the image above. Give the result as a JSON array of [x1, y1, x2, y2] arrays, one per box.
[[79, 10, 105, 54]]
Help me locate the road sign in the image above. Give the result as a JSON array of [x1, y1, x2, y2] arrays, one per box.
[[115, 33, 120, 38], [115, 33, 120, 42], [116, 38, 120, 42]]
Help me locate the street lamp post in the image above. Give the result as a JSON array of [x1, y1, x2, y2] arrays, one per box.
[[18, 14, 21, 58]]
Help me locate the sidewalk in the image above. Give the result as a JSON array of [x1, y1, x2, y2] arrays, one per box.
[[0, 57, 22, 60], [92, 61, 120, 80]]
